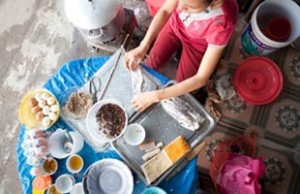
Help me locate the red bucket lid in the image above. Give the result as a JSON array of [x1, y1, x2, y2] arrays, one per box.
[[233, 57, 283, 105]]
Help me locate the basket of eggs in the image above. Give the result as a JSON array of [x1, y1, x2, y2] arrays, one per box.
[[18, 89, 60, 129]]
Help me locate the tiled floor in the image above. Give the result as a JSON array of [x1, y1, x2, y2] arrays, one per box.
[[196, 22, 300, 194]]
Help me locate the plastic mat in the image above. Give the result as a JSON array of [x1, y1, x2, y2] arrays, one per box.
[[16, 56, 197, 194]]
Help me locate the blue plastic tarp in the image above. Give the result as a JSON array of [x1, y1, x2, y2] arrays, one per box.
[[16, 56, 197, 194]]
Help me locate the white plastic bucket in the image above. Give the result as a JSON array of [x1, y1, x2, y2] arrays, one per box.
[[241, 0, 300, 56]]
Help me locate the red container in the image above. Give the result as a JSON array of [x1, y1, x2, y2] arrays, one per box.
[[32, 175, 52, 191], [145, 0, 165, 16], [233, 57, 283, 105], [263, 16, 292, 42]]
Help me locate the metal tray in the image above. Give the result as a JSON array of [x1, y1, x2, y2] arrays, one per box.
[[112, 82, 216, 185]]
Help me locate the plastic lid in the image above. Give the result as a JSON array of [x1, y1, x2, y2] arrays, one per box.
[[32, 175, 52, 191], [233, 57, 283, 105], [32, 188, 44, 194], [65, 0, 122, 29], [143, 186, 167, 194]]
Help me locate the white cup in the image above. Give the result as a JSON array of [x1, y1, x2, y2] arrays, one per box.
[[48, 128, 84, 159], [70, 183, 84, 194], [124, 123, 146, 146], [66, 154, 84, 174], [55, 174, 75, 193], [42, 157, 58, 176], [69, 131, 84, 154]]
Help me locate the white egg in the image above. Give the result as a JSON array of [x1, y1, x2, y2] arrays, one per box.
[[46, 97, 55, 105], [50, 105, 59, 112], [38, 100, 46, 108], [42, 117, 51, 127], [34, 93, 43, 102], [48, 112, 57, 120], [42, 106, 50, 115], [41, 92, 50, 100]]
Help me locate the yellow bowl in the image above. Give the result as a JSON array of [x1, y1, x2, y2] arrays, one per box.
[[18, 89, 60, 130]]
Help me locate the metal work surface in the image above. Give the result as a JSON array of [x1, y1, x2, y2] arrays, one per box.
[[113, 85, 216, 185], [90, 48, 159, 117]]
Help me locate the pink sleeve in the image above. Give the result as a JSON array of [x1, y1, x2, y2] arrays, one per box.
[[207, 0, 238, 46], [206, 17, 235, 46]]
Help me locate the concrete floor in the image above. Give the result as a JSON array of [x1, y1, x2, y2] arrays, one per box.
[[0, 1, 177, 193], [0, 1, 96, 193]]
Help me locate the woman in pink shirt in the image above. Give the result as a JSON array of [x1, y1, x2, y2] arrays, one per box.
[[125, 0, 238, 111]]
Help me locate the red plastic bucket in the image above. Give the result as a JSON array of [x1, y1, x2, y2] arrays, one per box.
[[233, 57, 283, 105], [145, 0, 165, 16]]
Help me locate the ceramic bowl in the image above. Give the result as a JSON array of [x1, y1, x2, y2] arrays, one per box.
[[86, 99, 128, 142], [48, 128, 84, 159], [18, 89, 60, 130], [83, 158, 133, 194]]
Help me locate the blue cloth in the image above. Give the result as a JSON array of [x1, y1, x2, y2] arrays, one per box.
[[16, 56, 197, 194]]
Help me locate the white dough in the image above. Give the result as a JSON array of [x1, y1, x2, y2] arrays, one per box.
[[131, 67, 144, 95], [161, 97, 205, 131]]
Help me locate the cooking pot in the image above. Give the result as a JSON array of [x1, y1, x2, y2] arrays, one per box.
[[65, 0, 125, 42], [65, 0, 122, 29]]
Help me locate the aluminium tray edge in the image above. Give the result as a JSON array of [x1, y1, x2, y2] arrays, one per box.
[[112, 81, 216, 186]]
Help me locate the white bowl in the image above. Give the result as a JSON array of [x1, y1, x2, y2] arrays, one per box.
[[83, 159, 133, 194], [86, 99, 128, 142], [124, 123, 146, 146], [48, 128, 84, 159]]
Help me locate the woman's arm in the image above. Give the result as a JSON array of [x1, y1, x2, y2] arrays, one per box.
[[131, 45, 225, 111], [124, 0, 178, 71], [157, 45, 225, 98]]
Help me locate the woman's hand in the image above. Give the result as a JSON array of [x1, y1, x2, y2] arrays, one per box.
[[124, 0, 177, 71], [124, 45, 147, 71], [131, 91, 160, 112]]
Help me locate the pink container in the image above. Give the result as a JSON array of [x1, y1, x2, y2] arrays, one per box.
[[145, 0, 165, 16]]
